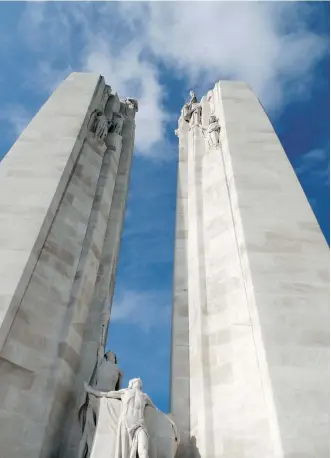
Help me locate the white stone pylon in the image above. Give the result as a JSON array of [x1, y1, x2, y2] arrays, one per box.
[[0, 73, 137, 458], [171, 81, 329, 458]]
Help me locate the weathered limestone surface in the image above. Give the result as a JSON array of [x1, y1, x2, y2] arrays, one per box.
[[172, 81, 329, 458], [0, 73, 137, 458], [170, 119, 191, 458], [0, 72, 100, 353], [61, 99, 136, 458]]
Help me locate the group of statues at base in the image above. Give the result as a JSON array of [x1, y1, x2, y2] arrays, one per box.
[[78, 345, 178, 458], [178, 90, 221, 148]]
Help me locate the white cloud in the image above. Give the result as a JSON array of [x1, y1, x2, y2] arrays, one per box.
[[17, 2, 328, 157], [144, 2, 327, 112], [295, 148, 328, 173], [294, 148, 330, 187], [111, 289, 171, 334]]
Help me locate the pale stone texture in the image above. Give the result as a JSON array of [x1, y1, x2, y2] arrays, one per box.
[[172, 81, 329, 458], [61, 99, 137, 458], [0, 73, 137, 458], [170, 117, 191, 458]]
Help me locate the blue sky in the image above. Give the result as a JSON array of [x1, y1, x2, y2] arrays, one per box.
[[0, 2, 329, 412]]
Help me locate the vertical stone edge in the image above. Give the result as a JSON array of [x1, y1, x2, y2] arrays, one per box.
[[0, 73, 105, 354], [170, 116, 192, 458], [60, 98, 137, 457]]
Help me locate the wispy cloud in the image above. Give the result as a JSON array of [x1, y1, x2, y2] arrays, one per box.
[[118, 2, 327, 112], [14, 2, 328, 158], [295, 148, 330, 186], [111, 289, 171, 334]]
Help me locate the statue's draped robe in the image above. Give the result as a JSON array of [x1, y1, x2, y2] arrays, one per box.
[[88, 396, 178, 458], [78, 357, 121, 458]]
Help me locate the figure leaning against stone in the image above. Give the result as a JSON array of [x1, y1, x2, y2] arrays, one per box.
[[84, 377, 177, 458], [78, 300, 123, 458], [78, 348, 123, 458]]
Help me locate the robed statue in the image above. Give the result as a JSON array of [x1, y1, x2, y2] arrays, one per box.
[[202, 115, 221, 148], [78, 301, 122, 458], [77, 299, 179, 458], [182, 90, 201, 125], [84, 377, 178, 458]]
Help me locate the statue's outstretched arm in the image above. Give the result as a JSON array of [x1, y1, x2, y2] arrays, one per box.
[[84, 382, 123, 399], [84, 382, 105, 397], [103, 389, 124, 399]]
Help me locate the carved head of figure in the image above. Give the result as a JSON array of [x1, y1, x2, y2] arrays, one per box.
[[209, 115, 217, 124], [125, 98, 139, 113], [100, 86, 112, 112], [104, 350, 117, 364], [128, 377, 142, 390], [189, 90, 197, 104]]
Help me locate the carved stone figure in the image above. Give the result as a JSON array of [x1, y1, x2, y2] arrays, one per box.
[[78, 350, 122, 458], [78, 301, 122, 458], [105, 93, 121, 116], [88, 110, 111, 142], [202, 115, 221, 147], [95, 112, 110, 141], [182, 90, 201, 125], [120, 98, 138, 119], [78, 353, 121, 457], [109, 113, 124, 135], [125, 98, 139, 113], [100, 86, 112, 112], [174, 128, 179, 137], [84, 377, 177, 458], [190, 104, 202, 127]]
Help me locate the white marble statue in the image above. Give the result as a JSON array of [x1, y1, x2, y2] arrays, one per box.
[[190, 104, 202, 127], [182, 90, 201, 125], [188, 90, 197, 107], [202, 115, 221, 147], [84, 377, 178, 458]]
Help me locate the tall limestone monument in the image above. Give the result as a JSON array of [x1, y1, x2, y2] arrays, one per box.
[[171, 82, 329, 458], [0, 73, 177, 458], [0, 74, 329, 458]]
